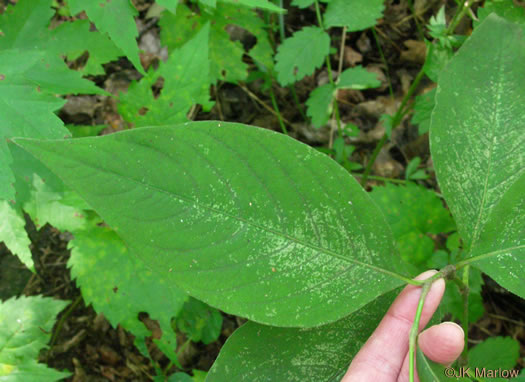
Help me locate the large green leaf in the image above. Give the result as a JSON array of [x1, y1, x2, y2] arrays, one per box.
[[15, 122, 409, 327], [67, 0, 144, 74], [0, 296, 70, 381], [207, 290, 398, 381], [430, 15, 525, 298]]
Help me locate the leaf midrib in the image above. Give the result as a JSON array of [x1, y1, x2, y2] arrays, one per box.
[[21, 138, 412, 284]]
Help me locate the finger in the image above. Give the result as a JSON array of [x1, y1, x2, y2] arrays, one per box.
[[397, 322, 465, 382], [420, 322, 464, 364], [342, 270, 445, 382]]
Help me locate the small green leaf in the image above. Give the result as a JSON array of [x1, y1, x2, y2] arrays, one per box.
[[67, 0, 144, 74], [47, 20, 123, 75], [405, 157, 428, 180], [119, 24, 210, 127], [16, 121, 409, 327], [441, 268, 485, 323], [411, 88, 436, 135], [274, 26, 330, 86], [430, 15, 525, 298], [23, 174, 86, 232], [423, 41, 453, 82], [370, 183, 455, 265], [324, 0, 384, 31], [0, 200, 33, 270], [207, 290, 398, 382], [0, 296, 70, 381], [337, 65, 381, 90], [469, 337, 520, 370], [175, 298, 223, 345], [428, 6, 447, 40], [305, 83, 335, 128], [160, 3, 273, 83]]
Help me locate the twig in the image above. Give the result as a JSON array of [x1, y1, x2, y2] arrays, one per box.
[[238, 83, 293, 127]]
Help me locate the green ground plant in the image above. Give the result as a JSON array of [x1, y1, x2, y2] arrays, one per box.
[[1, 0, 524, 381]]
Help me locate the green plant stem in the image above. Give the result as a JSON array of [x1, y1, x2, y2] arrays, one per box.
[[407, 0, 425, 40], [408, 265, 455, 382], [50, 295, 82, 347], [269, 85, 288, 134], [360, 66, 426, 186], [371, 27, 394, 99], [314, 0, 342, 138], [461, 265, 470, 366], [409, 281, 432, 382], [445, 0, 476, 36]]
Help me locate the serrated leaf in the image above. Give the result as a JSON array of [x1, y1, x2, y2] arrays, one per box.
[[23, 174, 86, 232], [0, 296, 70, 381], [324, 0, 384, 31], [0, 200, 33, 270], [68, 221, 187, 364], [175, 297, 223, 345], [275, 26, 330, 86], [207, 290, 397, 382], [370, 183, 455, 265], [119, 24, 210, 127], [428, 6, 447, 40], [337, 65, 381, 90], [67, 0, 144, 74], [160, 3, 273, 83], [430, 15, 525, 298], [411, 88, 436, 135], [423, 41, 453, 82], [305, 83, 335, 128], [47, 20, 123, 75], [469, 337, 520, 370], [0, 47, 102, 200], [16, 121, 410, 327], [0, 0, 120, 76]]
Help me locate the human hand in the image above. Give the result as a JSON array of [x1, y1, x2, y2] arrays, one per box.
[[342, 270, 464, 382]]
